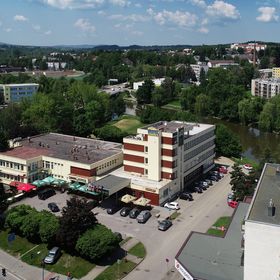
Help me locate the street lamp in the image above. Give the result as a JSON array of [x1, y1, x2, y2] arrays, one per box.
[[41, 259, 45, 280], [117, 259, 121, 280]]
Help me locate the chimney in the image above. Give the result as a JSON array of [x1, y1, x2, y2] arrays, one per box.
[[268, 198, 275, 217]]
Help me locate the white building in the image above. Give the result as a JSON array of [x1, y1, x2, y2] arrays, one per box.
[[207, 60, 239, 69], [133, 78, 165, 91], [190, 63, 208, 81], [244, 163, 280, 280], [251, 78, 280, 99], [230, 43, 267, 53]]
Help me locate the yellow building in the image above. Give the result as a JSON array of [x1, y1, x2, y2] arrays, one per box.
[[272, 68, 280, 79]]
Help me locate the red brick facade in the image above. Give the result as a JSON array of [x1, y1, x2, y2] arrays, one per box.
[[123, 143, 144, 152], [161, 149, 173, 157], [124, 165, 144, 174], [161, 160, 173, 168], [124, 154, 144, 163], [70, 166, 96, 177], [162, 137, 173, 145], [161, 171, 173, 180]]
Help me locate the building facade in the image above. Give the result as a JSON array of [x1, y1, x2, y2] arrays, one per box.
[[0, 133, 123, 186], [133, 78, 165, 91], [272, 67, 280, 79], [0, 83, 39, 103], [251, 78, 280, 99], [122, 121, 215, 205], [190, 63, 208, 81]]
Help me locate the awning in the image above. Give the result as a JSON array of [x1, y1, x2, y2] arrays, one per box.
[[10, 181, 36, 192], [133, 197, 151, 207], [69, 182, 82, 190], [32, 180, 48, 188], [52, 178, 67, 186], [42, 176, 55, 184], [121, 194, 136, 204]]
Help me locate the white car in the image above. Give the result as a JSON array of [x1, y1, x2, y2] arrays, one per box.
[[243, 164, 253, 170], [164, 202, 180, 210]]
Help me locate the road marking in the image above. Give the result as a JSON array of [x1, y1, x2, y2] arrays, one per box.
[[20, 244, 40, 259]]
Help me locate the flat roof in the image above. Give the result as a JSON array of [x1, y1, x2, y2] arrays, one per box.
[[91, 175, 130, 196], [176, 203, 249, 280], [247, 163, 280, 225], [0, 133, 122, 164]]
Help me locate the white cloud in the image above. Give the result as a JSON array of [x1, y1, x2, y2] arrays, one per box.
[[256, 6, 278, 22], [74, 18, 96, 32], [149, 9, 197, 28], [42, 0, 104, 9], [5, 28, 12, 32], [131, 30, 143, 36], [109, 13, 148, 22], [206, 0, 240, 20], [14, 15, 28, 21], [97, 10, 106, 16], [198, 26, 209, 33], [190, 0, 206, 8], [45, 30, 52, 35], [109, 0, 130, 7], [32, 24, 41, 31]]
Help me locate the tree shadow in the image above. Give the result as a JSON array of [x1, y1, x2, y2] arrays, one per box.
[[95, 247, 126, 266]]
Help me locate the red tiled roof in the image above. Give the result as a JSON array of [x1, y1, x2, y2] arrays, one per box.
[[0, 146, 50, 160]]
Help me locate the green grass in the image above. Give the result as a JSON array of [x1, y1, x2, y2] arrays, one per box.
[[112, 115, 144, 135], [207, 216, 231, 237], [0, 230, 95, 278], [232, 157, 259, 170], [128, 242, 146, 258], [167, 100, 181, 107], [119, 236, 132, 246], [169, 211, 181, 220], [94, 259, 136, 280]]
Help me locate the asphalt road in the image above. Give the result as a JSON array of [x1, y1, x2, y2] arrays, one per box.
[[96, 172, 234, 280]]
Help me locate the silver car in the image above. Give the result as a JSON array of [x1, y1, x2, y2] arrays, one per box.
[[137, 210, 151, 223], [44, 247, 61, 264]]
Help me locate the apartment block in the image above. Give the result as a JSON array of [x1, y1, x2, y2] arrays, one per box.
[[251, 78, 280, 99], [272, 67, 280, 79], [190, 63, 208, 81], [0, 83, 39, 103]]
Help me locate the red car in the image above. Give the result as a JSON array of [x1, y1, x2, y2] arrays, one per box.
[[228, 201, 238, 208], [219, 167, 228, 174]]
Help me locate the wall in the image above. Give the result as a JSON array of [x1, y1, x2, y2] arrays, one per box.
[[244, 221, 280, 280]]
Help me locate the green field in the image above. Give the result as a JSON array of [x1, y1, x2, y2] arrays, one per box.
[[128, 242, 146, 258], [232, 157, 259, 170], [112, 115, 144, 135], [162, 99, 181, 110], [0, 230, 95, 278], [207, 216, 231, 237], [94, 259, 136, 280]]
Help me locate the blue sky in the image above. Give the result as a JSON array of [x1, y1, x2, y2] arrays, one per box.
[[0, 0, 280, 46]]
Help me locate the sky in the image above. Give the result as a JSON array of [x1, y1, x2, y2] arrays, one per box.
[[0, 0, 280, 46]]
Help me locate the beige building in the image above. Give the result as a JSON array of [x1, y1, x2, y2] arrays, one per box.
[[251, 78, 280, 99], [0, 133, 123, 186], [272, 67, 280, 79]]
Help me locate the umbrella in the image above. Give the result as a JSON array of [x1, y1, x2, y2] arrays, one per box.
[[42, 176, 55, 184], [32, 180, 48, 188], [121, 194, 136, 204], [51, 178, 66, 186], [69, 182, 81, 190], [133, 197, 151, 206], [16, 183, 36, 192]]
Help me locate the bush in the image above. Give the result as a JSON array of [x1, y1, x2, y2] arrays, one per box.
[[76, 224, 119, 261], [39, 211, 59, 244]]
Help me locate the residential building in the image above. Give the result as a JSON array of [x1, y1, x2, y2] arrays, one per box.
[[190, 63, 208, 81], [0, 83, 39, 104], [133, 78, 165, 91], [0, 133, 123, 186], [207, 60, 239, 69], [230, 43, 267, 53], [272, 67, 280, 79], [258, 68, 272, 79], [251, 78, 280, 99], [120, 121, 215, 205], [244, 163, 280, 280]]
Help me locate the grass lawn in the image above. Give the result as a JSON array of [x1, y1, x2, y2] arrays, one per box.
[[113, 115, 144, 135], [94, 259, 136, 280], [0, 230, 95, 278], [128, 242, 146, 258], [207, 216, 231, 237], [232, 157, 259, 170], [167, 100, 181, 107]]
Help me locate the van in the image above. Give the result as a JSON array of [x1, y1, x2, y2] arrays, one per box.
[[38, 189, 56, 200]]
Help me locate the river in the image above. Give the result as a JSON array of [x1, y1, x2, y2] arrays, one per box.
[[204, 118, 280, 163]]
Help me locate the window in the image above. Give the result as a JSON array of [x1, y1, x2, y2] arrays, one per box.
[[145, 146, 148, 153], [145, 158, 148, 164], [163, 189, 169, 197], [145, 169, 148, 175]]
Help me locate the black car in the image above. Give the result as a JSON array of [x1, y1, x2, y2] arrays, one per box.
[[120, 207, 131, 217], [205, 179, 213, 186], [209, 175, 219, 181], [158, 220, 172, 231], [47, 202, 60, 212], [193, 186, 203, 193], [180, 192, 193, 201], [106, 204, 121, 215], [129, 208, 141, 218]]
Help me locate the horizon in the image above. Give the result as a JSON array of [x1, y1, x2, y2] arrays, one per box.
[[0, 1, 280, 46]]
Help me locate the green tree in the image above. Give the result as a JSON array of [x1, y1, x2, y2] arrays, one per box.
[[96, 125, 126, 143], [0, 183, 8, 214], [0, 129, 9, 152], [20, 211, 42, 241], [194, 94, 209, 116], [215, 124, 242, 158], [39, 212, 59, 244], [76, 224, 120, 261], [56, 197, 97, 252], [152, 87, 164, 107], [136, 79, 155, 104]]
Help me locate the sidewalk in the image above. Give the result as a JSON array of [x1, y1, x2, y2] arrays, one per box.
[[0, 249, 66, 280]]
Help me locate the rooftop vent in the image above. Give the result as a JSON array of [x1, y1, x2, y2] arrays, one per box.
[[268, 198, 276, 217]]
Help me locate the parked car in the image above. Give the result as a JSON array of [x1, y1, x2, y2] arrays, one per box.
[[44, 247, 61, 264], [179, 192, 193, 201], [164, 201, 180, 210], [47, 202, 60, 212], [200, 181, 209, 188], [137, 210, 151, 223], [209, 175, 219, 182], [120, 207, 131, 217], [228, 200, 238, 208], [38, 189, 56, 200], [219, 166, 228, 174], [243, 164, 253, 170], [107, 204, 121, 215], [129, 208, 141, 219], [204, 179, 213, 186], [158, 219, 172, 231], [227, 193, 234, 202], [193, 186, 203, 193]]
